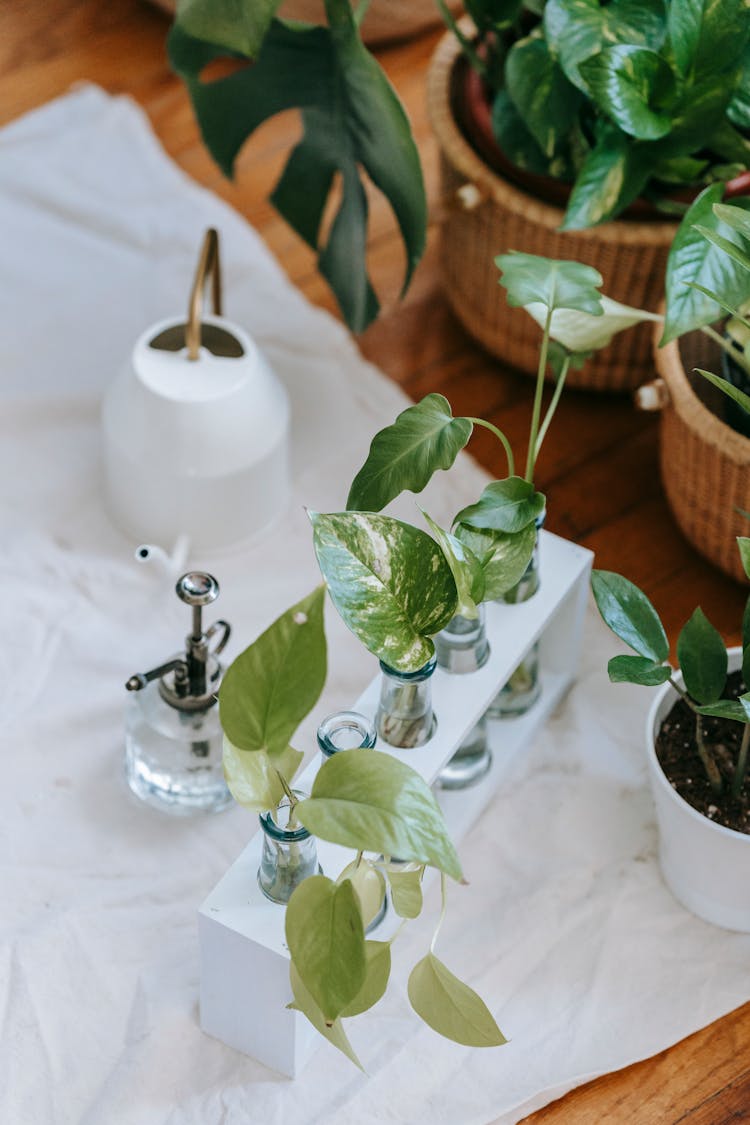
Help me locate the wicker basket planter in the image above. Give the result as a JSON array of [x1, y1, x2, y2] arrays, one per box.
[[651, 327, 750, 583], [426, 31, 678, 393]]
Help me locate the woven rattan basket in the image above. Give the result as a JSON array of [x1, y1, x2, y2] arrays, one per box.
[[426, 31, 678, 392], [653, 327, 750, 583]]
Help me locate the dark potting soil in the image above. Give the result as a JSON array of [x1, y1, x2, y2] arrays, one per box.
[[655, 671, 750, 835]]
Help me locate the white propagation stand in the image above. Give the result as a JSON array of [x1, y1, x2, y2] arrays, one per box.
[[199, 531, 593, 1075]]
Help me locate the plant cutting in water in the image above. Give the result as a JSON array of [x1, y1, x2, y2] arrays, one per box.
[[591, 561, 750, 811], [218, 587, 506, 1067]]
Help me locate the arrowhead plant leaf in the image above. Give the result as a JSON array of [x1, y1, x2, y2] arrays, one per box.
[[677, 607, 727, 705], [285, 875, 366, 1023], [296, 749, 463, 881], [591, 570, 669, 663], [521, 295, 661, 353], [579, 45, 675, 140], [346, 394, 473, 512], [407, 953, 507, 1048], [496, 252, 604, 315], [696, 369, 750, 416], [219, 586, 326, 754], [311, 511, 457, 672]]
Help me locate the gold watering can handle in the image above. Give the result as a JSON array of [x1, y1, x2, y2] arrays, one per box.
[[186, 228, 223, 361]]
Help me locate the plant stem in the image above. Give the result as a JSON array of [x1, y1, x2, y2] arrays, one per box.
[[525, 306, 553, 482], [695, 714, 724, 795], [353, 0, 372, 26], [275, 769, 298, 825], [465, 417, 515, 477], [733, 723, 750, 798], [534, 355, 571, 460], [430, 872, 448, 954], [434, 0, 488, 80], [668, 675, 694, 708], [700, 324, 750, 379]]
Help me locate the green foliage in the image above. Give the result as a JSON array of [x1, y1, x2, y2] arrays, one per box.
[[285, 875, 365, 1022], [454, 477, 546, 534], [346, 394, 473, 513], [297, 749, 463, 881], [590, 570, 669, 664], [496, 253, 604, 316], [219, 586, 326, 754], [607, 654, 672, 686], [310, 511, 457, 672], [421, 511, 485, 620], [169, 1, 426, 333], [222, 740, 303, 812], [341, 941, 392, 1018], [454, 522, 538, 600], [386, 863, 425, 920], [288, 963, 363, 1069], [337, 859, 387, 930], [408, 953, 507, 1047], [677, 608, 727, 706]]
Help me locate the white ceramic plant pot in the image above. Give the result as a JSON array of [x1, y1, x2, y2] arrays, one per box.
[[647, 647, 750, 931]]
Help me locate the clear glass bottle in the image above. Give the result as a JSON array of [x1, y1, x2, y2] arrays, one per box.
[[376, 655, 437, 748], [317, 711, 377, 758], [434, 607, 492, 788], [486, 517, 544, 719], [258, 792, 320, 904], [124, 571, 232, 815]]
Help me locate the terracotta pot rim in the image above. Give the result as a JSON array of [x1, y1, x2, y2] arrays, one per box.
[[427, 29, 679, 244], [653, 317, 750, 467], [646, 647, 750, 843]]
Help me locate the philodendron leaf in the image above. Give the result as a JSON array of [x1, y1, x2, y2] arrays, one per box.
[[346, 394, 473, 512], [591, 570, 669, 663], [696, 369, 750, 416], [408, 953, 507, 1048], [496, 252, 604, 315], [607, 654, 672, 686], [422, 510, 484, 619], [341, 941, 392, 1018], [337, 859, 387, 930], [579, 45, 674, 140], [454, 522, 537, 600], [222, 740, 303, 812], [386, 864, 424, 920], [662, 184, 750, 344], [174, 0, 282, 57], [522, 295, 662, 353], [296, 749, 463, 881], [219, 586, 326, 754], [288, 964, 363, 1070], [311, 511, 457, 672], [738, 537, 750, 580], [677, 607, 727, 705], [285, 875, 366, 1023], [169, 5, 426, 333], [454, 478, 545, 535]]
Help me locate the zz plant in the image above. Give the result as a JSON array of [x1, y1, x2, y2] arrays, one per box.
[[169, 0, 750, 330], [219, 587, 506, 1066]]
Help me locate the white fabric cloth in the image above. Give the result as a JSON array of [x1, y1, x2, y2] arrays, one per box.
[[1, 86, 749, 1125]]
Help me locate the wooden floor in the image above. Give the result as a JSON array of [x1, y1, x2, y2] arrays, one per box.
[[3, 0, 748, 1120]]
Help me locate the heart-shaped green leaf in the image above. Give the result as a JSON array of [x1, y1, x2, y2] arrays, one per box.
[[607, 654, 672, 686], [219, 586, 326, 754], [677, 607, 727, 705], [454, 478, 546, 535], [454, 522, 537, 600], [422, 510, 484, 619], [714, 203, 750, 242], [288, 964, 363, 1070], [667, 0, 749, 79], [560, 122, 652, 229], [505, 32, 582, 158], [222, 740, 303, 812], [407, 953, 507, 1047], [346, 394, 473, 512], [386, 864, 424, 919], [521, 294, 661, 353], [337, 859, 387, 929], [544, 0, 667, 91], [591, 570, 669, 663], [297, 749, 463, 881], [662, 184, 750, 344], [341, 940, 392, 1018], [311, 511, 457, 672], [579, 45, 675, 140], [496, 253, 604, 315], [285, 875, 366, 1023]]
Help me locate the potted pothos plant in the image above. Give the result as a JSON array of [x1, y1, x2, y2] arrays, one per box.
[[218, 587, 507, 1066], [168, 0, 750, 390], [591, 553, 750, 932]]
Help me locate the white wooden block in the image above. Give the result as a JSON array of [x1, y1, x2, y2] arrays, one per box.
[[199, 531, 593, 1075]]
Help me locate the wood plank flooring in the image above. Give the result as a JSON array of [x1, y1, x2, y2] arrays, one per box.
[[2, 1, 748, 1120]]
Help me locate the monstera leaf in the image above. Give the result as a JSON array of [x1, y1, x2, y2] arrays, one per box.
[[311, 511, 457, 671], [169, 0, 426, 332]]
